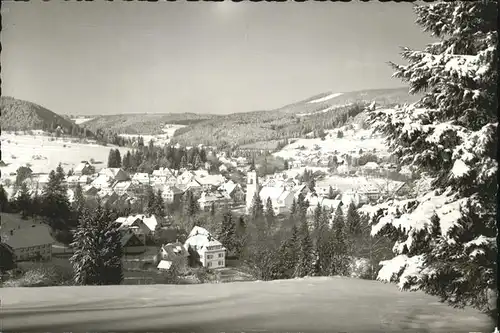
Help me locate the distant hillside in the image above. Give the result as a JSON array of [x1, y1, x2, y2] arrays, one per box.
[[0, 96, 88, 134], [82, 113, 220, 135], [171, 87, 422, 148]]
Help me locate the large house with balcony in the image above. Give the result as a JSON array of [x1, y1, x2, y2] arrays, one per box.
[[184, 226, 226, 269], [1, 213, 54, 262]]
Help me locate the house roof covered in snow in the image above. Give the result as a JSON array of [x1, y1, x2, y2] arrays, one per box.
[[1, 214, 54, 249], [157, 260, 173, 270], [184, 226, 225, 254]]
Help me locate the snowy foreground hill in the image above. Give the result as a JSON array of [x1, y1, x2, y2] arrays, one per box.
[[1, 277, 493, 332]]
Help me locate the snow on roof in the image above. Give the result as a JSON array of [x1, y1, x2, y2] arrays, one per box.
[[152, 168, 174, 177], [219, 180, 238, 194], [363, 162, 379, 169], [157, 260, 173, 270], [188, 226, 210, 238], [66, 175, 80, 182], [195, 174, 225, 186], [260, 186, 285, 201], [113, 180, 132, 190], [99, 168, 122, 177], [1, 220, 54, 250], [277, 190, 292, 202]]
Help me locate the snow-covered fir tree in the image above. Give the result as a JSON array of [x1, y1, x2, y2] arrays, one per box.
[[295, 220, 315, 278], [360, 1, 497, 316], [71, 206, 123, 285]]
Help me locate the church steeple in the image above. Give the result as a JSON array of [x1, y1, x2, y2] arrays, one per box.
[[245, 168, 259, 215]]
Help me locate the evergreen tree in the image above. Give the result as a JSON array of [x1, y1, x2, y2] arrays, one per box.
[[114, 149, 122, 168], [41, 169, 72, 229], [73, 183, 86, 217], [100, 225, 124, 285], [70, 208, 101, 285], [144, 186, 156, 216], [218, 212, 236, 254], [363, 1, 497, 316], [265, 197, 275, 229], [331, 207, 350, 276], [16, 182, 31, 219], [29, 185, 40, 218], [210, 202, 216, 216], [15, 166, 33, 188], [295, 220, 314, 278], [313, 202, 322, 230], [250, 192, 264, 221], [0, 185, 10, 213], [107, 149, 119, 168], [153, 189, 165, 217], [55, 163, 66, 183], [346, 202, 362, 237], [290, 198, 297, 215], [180, 155, 187, 169], [122, 151, 131, 171], [328, 186, 336, 199], [70, 206, 123, 285]]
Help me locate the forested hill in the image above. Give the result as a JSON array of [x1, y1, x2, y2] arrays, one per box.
[[170, 87, 422, 148], [0, 96, 87, 134], [82, 113, 221, 135]]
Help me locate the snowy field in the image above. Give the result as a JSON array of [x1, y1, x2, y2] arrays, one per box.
[[118, 123, 186, 146], [71, 117, 94, 125], [274, 123, 389, 161], [0, 133, 129, 176], [1, 277, 493, 332]]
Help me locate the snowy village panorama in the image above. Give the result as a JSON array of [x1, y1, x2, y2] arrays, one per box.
[[0, 1, 497, 332]]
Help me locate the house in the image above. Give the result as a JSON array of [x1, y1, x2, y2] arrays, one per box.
[[156, 185, 183, 203], [120, 229, 146, 255], [152, 167, 175, 178], [101, 191, 119, 207], [91, 174, 114, 189], [98, 168, 130, 182], [181, 178, 203, 194], [83, 185, 100, 197], [113, 214, 158, 237], [184, 226, 226, 269], [177, 170, 195, 185], [113, 180, 133, 195], [160, 242, 189, 259], [198, 191, 230, 211], [0, 213, 54, 262], [218, 180, 245, 204], [73, 161, 93, 176], [0, 243, 15, 271], [150, 175, 169, 186], [195, 174, 226, 191], [259, 186, 295, 215], [132, 173, 151, 186]]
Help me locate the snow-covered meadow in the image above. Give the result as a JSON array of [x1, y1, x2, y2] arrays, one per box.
[[118, 123, 186, 146], [70, 117, 95, 125], [274, 122, 389, 161], [1, 276, 493, 332], [0, 132, 129, 177]]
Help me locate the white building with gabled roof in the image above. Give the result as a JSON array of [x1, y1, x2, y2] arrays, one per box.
[[184, 226, 226, 269]]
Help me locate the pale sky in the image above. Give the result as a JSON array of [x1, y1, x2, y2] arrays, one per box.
[[1, 1, 434, 115]]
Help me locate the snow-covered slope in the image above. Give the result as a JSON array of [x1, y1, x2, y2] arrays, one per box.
[[274, 117, 389, 161], [307, 92, 344, 104], [1, 277, 492, 332]]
